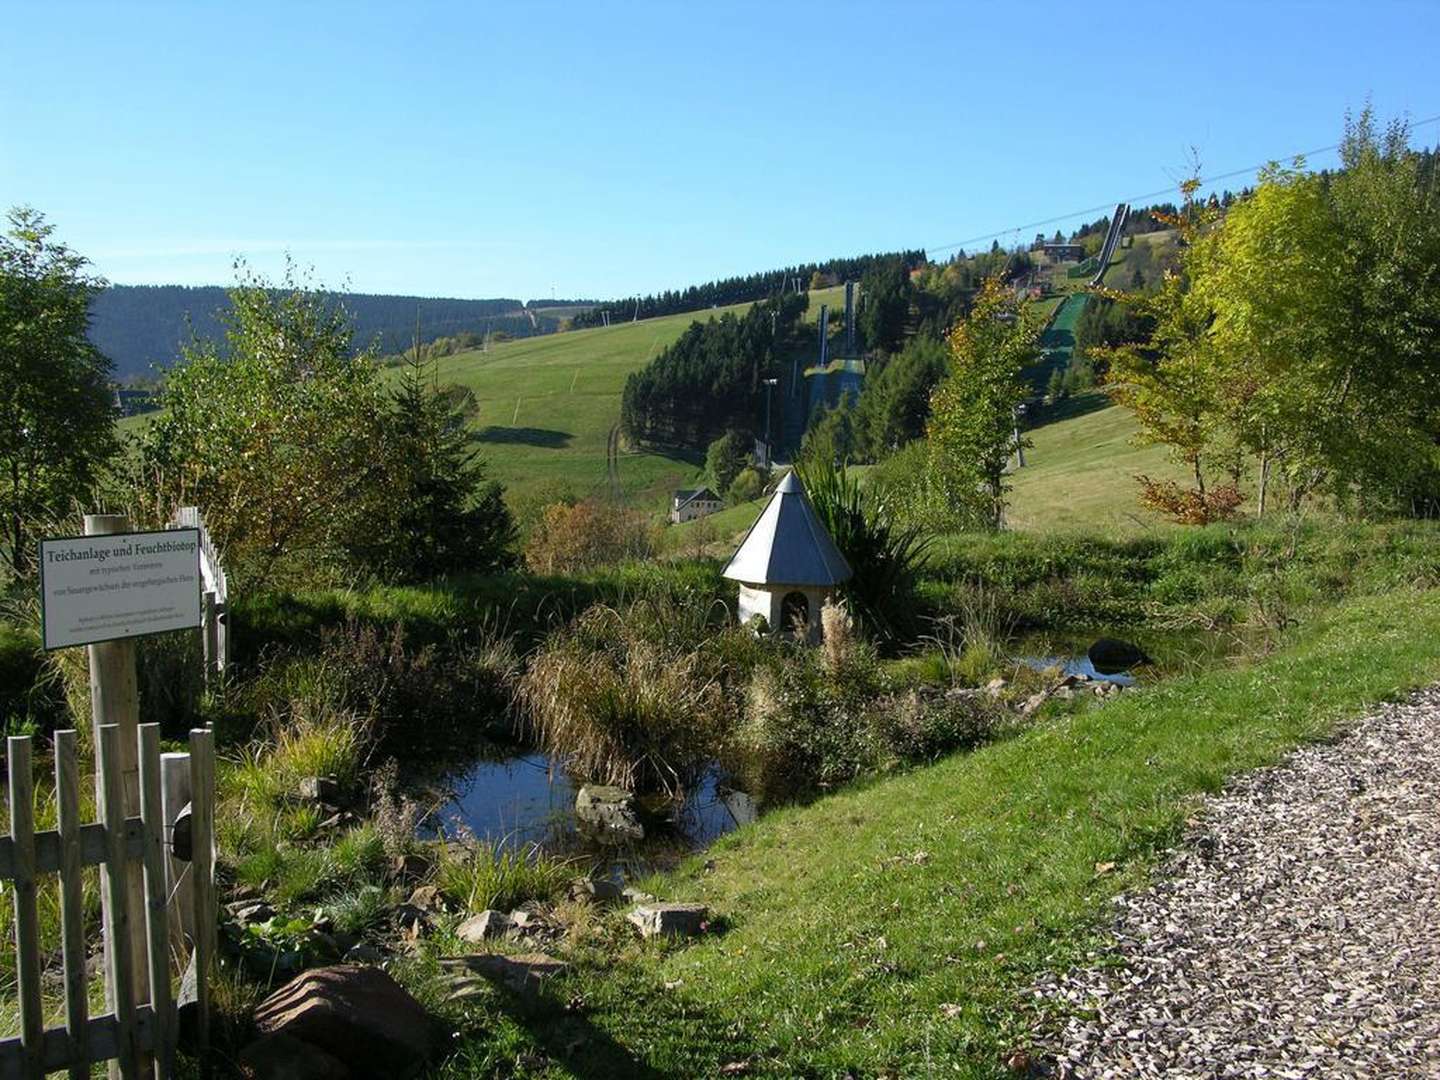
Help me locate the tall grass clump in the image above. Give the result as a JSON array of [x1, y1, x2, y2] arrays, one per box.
[[520, 602, 734, 797], [796, 459, 930, 643], [435, 840, 574, 913]]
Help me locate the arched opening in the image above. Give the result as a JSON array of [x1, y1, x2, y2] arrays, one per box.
[[780, 591, 809, 636]]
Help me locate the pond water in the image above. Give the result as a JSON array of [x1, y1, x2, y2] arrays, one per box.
[[422, 753, 757, 874]]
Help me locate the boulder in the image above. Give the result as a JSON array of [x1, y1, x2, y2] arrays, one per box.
[[456, 909, 513, 943], [627, 902, 709, 938], [389, 852, 432, 883], [1087, 638, 1150, 674], [238, 1033, 352, 1080], [575, 784, 645, 841], [252, 966, 434, 1079]]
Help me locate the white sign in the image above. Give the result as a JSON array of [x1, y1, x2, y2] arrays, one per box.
[[39, 529, 203, 650]]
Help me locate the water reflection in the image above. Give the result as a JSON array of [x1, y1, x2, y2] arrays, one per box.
[[424, 754, 756, 873]]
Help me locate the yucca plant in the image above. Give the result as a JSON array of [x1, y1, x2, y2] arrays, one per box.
[[796, 459, 931, 644]]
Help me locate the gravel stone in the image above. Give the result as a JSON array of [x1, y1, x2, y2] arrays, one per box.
[[1033, 686, 1440, 1078]]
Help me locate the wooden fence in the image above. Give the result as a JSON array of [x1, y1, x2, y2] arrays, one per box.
[[1, 725, 215, 1079]]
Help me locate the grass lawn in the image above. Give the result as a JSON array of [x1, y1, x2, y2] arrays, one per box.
[[439, 585, 1440, 1078], [1007, 395, 1186, 534]]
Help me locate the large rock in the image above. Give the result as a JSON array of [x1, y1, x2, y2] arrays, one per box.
[[252, 965, 435, 1079], [238, 1033, 352, 1080], [627, 902, 709, 938], [575, 784, 645, 841], [1087, 637, 1151, 674]]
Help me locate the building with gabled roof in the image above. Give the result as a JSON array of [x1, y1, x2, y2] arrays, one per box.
[[670, 487, 723, 524], [722, 471, 851, 643]]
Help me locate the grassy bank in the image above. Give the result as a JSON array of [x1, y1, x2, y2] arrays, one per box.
[[437, 585, 1440, 1078]]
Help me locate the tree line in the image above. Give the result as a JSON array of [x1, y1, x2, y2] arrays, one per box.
[[572, 251, 925, 329], [620, 292, 809, 450]]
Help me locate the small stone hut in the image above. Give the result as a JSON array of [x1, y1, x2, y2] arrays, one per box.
[[722, 472, 852, 643]]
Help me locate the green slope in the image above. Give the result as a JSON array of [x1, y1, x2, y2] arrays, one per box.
[[425, 285, 847, 507]]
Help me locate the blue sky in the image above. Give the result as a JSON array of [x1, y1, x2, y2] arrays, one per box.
[[3, 1, 1437, 301]]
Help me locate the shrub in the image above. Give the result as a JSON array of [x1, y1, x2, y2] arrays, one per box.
[[1136, 475, 1244, 524], [524, 501, 655, 575], [876, 690, 998, 763], [434, 841, 573, 913], [520, 603, 734, 797], [797, 459, 930, 643]]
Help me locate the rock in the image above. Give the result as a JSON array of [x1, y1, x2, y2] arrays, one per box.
[[574, 784, 644, 841], [226, 900, 275, 926], [456, 910, 513, 943], [1087, 637, 1151, 674], [627, 902, 709, 938], [1055, 686, 1075, 700], [621, 885, 656, 904], [343, 943, 383, 965], [238, 1033, 353, 1080], [441, 951, 569, 997], [252, 965, 434, 1079], [509, 909, 543, 931], [298, 776, 341, 803], [985, 677, 1008, 697], [391, 903, 430, 936], [406, 884, 444, 913], [569, 875, 624, 902]]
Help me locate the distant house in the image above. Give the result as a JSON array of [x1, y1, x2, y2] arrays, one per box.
[[670, 487, 722, 524], [113, 388, 159, 417], [1041, 243, 1086, 262]]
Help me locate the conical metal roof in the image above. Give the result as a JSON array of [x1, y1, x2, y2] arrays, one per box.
[[722, 472, 853, 587]]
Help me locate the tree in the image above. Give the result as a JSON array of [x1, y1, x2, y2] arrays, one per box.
[[347, 340, 515, 581], [705, 429, 753, 494], [0, 208, 116, 575], [1105, 110, 1440, 520], [138, 260, 390, 587], [858, 259, 913, 354], [923, 277, 1041, 528], [853, 335, 948, 457]]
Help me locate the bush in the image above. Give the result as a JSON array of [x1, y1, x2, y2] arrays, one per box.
[[524, 501, 655, 575], [520, 602, 735, 797]]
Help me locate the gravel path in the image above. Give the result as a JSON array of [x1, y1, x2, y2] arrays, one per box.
[[1035, 686, 1440, 1078]]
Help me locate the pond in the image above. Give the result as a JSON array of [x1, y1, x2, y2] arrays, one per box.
[[421, 753, 757, 875]]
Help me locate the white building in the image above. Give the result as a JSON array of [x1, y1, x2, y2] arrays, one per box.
[[722, 472, 852, 644], [670, 487, 723, 524]]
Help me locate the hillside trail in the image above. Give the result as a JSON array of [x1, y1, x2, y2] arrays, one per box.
[[1034, 685, 1440, 1078]]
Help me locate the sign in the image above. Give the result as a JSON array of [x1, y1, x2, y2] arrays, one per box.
[[39, 528, 202, 650]]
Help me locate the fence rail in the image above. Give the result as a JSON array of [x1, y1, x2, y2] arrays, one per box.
[[1, 726, 214, 1079]]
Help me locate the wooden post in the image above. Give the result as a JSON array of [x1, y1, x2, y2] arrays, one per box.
[[188, 727, 216, 1073], [85, 514, 150, 1078], [160, 752, 193, 947], [54, 730, 91, 1080], [98, 724, 140, 1079], [8, 736, 44, 1080], [139, 724, 174, 1078]]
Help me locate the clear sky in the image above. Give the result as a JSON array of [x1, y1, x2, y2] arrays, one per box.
[[3, 0, 1437, 301]]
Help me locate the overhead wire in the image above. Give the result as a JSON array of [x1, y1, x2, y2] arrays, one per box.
[[924, 112, 1440, 256]]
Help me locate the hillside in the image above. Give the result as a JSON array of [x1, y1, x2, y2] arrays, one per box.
[[427, 285, 846, 506], [90, 284, 560, 379], [668, 394, 1189, 549]]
